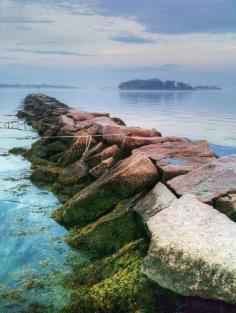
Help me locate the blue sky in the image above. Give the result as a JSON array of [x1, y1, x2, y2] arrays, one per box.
[[0, 0, 236, 87]]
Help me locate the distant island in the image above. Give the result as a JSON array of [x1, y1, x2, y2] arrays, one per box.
[[0, 84, 77, 89], [118, 79, 221, 91]]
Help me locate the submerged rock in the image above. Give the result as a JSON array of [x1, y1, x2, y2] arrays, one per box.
[[143, 194, 236, 304], [55, 153, 159, 227], [167, 155, 236, 204]]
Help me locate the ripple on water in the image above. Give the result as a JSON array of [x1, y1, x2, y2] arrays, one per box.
[[0, 132, 83, 312]]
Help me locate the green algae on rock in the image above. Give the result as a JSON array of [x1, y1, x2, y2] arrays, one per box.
[[16, 93, 236, 312], [60, 240, 161, 313], [143, 194, 236, 304], [57, 153, 159, 227], [30, 165, 62, 185], [66, 195, 148, 258]]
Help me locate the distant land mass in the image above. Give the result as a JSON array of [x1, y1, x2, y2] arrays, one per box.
[[0, 84, 77, 89], [118, 79, 221, 91]]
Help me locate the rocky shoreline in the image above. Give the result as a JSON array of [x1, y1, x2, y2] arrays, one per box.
[[14, 93, 236, 313]]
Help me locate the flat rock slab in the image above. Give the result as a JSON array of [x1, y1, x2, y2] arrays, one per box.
[[143, 194, 236, 304], [167, 155, 236, 204], [134, 182, 176, 222], [134, 140, 216, 181], [57, 153, 159, 227]]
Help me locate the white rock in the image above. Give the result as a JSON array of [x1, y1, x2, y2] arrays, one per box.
[[142, 194, 236, 304]]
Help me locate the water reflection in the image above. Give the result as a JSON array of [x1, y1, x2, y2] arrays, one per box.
[[119, 90, 192, 104]]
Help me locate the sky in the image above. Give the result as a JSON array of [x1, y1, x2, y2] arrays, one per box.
[[0, 0, 236, 88]]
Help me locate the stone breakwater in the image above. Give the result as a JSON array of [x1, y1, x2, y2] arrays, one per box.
[[15, 93, 236, 313]]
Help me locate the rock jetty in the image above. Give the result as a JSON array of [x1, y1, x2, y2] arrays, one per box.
[[15, 93, 236, 313]]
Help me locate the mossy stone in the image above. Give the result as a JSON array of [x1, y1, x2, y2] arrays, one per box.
[[30, 165, 62, 184], [61, 240, 160, 313], [66, 195, 147, 258]]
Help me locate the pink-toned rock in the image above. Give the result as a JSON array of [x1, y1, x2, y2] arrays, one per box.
[[86, 145, 120, 168], [68, 110, 110, 121], [123, 136, 188, 150], [74, 126, 99, 138], [57, 114, 75, 127], [58, 124, 77, 135], [89, 156, 116, 178], [56, 131, 97, 167], [85, 142, 104, 159], [57, 153, 159, 226], [167, 155, 236, 204], [102, 124, 161, 146], [133, 139, 216, 181], [76, 116, 118, 133]]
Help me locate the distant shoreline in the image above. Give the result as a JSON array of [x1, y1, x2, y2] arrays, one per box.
[[118, 79, 221, 91], [0, 84, 77, 89]]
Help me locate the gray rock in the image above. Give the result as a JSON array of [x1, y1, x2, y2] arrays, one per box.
[[142, 194, 236, 304], [167, 155, 236, 204], [134, 182, 176, 222]]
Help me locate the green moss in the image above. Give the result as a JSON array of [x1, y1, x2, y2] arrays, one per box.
[[58, 186, 120, 227], [60, 240, 159, 313], [52, 177, 92, 198], [144, 245, 236, 303], [52, 208, 64, 224], [9, 147, 28, 156], [66, 196, 147, 258], [30, 165, 62, 185]]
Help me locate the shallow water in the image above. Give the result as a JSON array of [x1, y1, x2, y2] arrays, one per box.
[[0, 90, 90, 312], [0, 87, 235, 311]]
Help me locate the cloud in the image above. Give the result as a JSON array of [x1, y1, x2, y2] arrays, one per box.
[[0, 17, 53, 24], [111, 33, 156, 44], [91, 0, 236, 34], [8, 49, 94, 57]]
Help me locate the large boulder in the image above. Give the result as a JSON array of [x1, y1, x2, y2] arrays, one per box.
[[134, 182, 176, 222], [67, 110, 109, 121], [167, 155, 236, 204], [133, 140, 216, 181], [76, 116, 118, 133], [102, 125, 162, 150], [54, 153, 159, 227], [143, 194, 236, 304], [66, 195, 145, 258]]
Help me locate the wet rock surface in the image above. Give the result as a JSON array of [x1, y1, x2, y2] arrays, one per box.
[[16, 93, 236, 312]]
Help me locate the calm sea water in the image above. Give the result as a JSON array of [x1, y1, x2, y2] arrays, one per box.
[[0, 87, 235, 311]]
